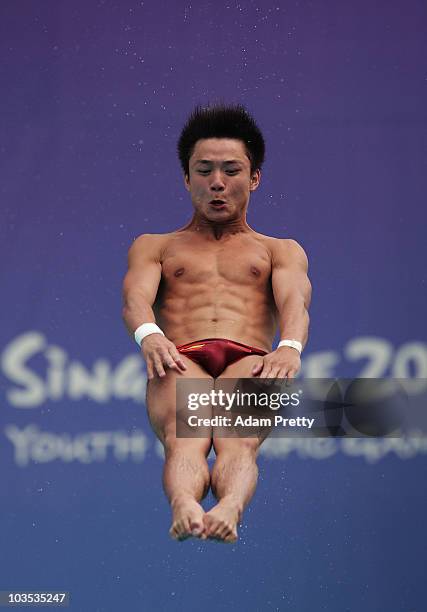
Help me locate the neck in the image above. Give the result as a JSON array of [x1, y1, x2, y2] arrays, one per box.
[[185, 213, 251, 240]]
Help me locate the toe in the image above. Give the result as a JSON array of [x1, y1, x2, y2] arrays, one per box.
[[191, 524, 203, 536]]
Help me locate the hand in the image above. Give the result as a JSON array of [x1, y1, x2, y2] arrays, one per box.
[[141, 333, 187, 380], [251, 346, 301, 381]]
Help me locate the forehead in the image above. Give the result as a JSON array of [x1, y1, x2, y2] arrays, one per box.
[[190, 138, 249, 164]]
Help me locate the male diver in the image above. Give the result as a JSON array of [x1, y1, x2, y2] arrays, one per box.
[[122, 104, 311, 542]]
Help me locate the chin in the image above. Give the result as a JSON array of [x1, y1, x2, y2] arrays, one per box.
[[208, 210, 232, 220]]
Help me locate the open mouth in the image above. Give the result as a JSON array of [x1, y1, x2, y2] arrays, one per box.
[[210, 199, 226, 205]]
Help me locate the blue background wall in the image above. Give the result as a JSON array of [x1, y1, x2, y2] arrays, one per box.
[[1, 1, 426, 610]]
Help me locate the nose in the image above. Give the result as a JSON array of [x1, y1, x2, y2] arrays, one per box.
[[209, 170, 225, 192]]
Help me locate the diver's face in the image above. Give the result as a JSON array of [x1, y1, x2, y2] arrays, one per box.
[[184, 138, 260, 221]]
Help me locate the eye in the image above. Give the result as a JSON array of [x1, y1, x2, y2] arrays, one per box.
[[196, 168, 240, 175]]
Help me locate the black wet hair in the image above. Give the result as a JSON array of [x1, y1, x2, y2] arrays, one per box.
[[177, 103, 265, 177]]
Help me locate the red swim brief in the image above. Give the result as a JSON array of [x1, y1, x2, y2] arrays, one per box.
[[176, 338, 267, 378]]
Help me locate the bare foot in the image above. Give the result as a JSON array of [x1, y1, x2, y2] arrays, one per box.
[[169, 496, 206, 541], [203, 498, 241, 543]]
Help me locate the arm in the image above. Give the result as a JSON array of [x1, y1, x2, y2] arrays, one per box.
[[272, 238, 311, 349], [252, 239, 312, 379], [122, 234, 162, 334], [122, 234, 186, 379]]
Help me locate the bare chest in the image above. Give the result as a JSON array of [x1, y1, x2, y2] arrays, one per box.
[[161, 239, 272, 286]]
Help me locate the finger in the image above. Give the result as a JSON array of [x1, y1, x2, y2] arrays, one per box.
[[175, 358, 187, 370], [284, 369, 296, 386], [286, 369, 299, 386], [153, 358, 166, 378], [264, 366, 281, 386], [260, 366, 273, 379], [146, 361, 154, 381], [163, 352, 179, 370], [252, 361, 264, 375], [169, 349, 187, 370], [160, 350, 179, 371], [277, 368, 289, 381]]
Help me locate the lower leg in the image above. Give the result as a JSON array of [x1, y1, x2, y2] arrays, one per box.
[[163, 443, 211, 540], [205, 444, 259, 542]]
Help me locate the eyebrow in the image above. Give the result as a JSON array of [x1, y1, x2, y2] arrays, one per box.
[[194, 159, 243, 165]]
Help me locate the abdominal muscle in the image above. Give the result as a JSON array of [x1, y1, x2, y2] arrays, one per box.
[[154, 278, 277, 351]]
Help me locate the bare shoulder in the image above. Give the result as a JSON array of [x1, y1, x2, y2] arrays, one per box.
[[253, 233, 308, 267], [128, 232, 173, 260]]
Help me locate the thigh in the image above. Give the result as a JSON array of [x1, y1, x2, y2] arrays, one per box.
[[213, 355, 270, 454], [146, 354, 214, 449], [213, 434, 265, 457], [218, 354, 264, 379]]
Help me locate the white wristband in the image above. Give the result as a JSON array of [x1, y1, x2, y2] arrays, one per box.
[[134, 323, 165, 346], [278, 339, 303, 354]]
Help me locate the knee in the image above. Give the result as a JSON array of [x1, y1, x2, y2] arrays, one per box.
[[163, 435, 212, 460], [214, 438, 260, 459]]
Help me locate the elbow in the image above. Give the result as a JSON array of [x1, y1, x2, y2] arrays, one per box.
[[305, 279, 312, 310], [122, 304, 132, 331], [122, 290, 137, 322], [121, 289, 134, 325], [122, 304, 129, 322], [121, 290, 129, 317]]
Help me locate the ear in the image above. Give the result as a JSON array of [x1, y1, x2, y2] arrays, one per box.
[[250, 169, 261, 192], [184, 173, 190, 191]]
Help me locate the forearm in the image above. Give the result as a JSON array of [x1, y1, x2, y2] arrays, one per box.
[[122, 288, 156, 337], [277, 295, 310, 348]]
